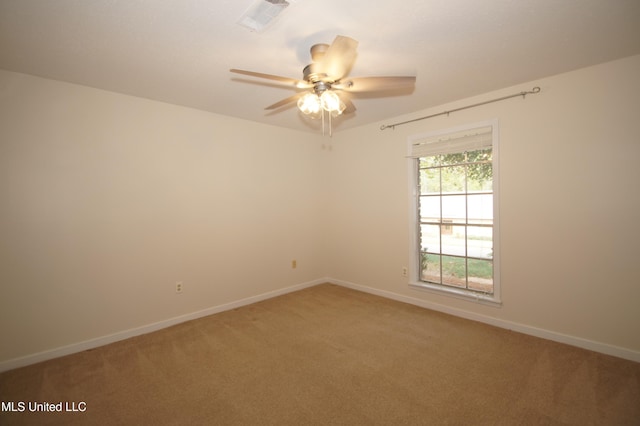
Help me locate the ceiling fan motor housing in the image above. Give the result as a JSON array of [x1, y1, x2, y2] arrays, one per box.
[[303, 63, 332, 93], [303, 43, 333, 91]]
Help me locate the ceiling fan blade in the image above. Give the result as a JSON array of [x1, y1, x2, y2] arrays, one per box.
[[265, 93, 303, 110], [334, 76, 416, 92], [318, 35, 358, 81], [230, 69, 311, 88]]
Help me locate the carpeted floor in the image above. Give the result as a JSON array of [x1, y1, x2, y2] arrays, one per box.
[[1, 283, 639, 425]]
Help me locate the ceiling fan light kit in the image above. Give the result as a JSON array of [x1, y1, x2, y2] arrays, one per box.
[[320, 90, 346, 115], [297, 92, 321, 115], [297, 88, 345, 115], [230, 35, 416, 136]]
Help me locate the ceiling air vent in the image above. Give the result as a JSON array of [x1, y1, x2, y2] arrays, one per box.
[[237, 0, 290, 32]]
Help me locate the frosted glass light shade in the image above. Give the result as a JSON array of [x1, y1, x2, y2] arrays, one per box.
[[320, 90, 343, 113], [297, 92, 321, 114]]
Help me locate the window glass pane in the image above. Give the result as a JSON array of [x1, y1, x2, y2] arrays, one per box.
[[468, 258, 493, 293], [441, 225, 466, 256], [420, 224, 440, 253], [467, 194, 493, 225], [441, 153, 466, 166], [420, 156, 441, 168], [467, 148, 492, 163], [441, 165, 465, 193], [419, 168, 440, 194], [420, 252, 441, 283], [441, 195, 466, 224], [467, 149, 492, 191], [467, 166, 492, 191], [441, 255, 466, 288], [467, 226, 493, 259], [419, 196, 440, 222]]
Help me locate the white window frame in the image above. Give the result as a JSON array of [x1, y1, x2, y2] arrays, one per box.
[[407, 120, 501, 306]]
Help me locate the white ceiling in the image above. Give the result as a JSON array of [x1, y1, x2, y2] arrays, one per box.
[[1, 0, 639, 134]]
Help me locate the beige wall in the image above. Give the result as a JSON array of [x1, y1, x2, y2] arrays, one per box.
[[0, 70, 328, 363], [327, 54, 640, 354], [1, 54, 639, 366]]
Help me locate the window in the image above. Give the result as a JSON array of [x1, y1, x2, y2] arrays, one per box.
[[408, 122, 500, 305]]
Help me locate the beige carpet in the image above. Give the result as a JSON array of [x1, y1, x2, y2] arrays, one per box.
[[1, 283, 639, 425]]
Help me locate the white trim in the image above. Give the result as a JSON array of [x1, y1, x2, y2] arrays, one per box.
[[328, 278, 640, 364], [408, 281, 501, 307], [0, 278, 325, 373]]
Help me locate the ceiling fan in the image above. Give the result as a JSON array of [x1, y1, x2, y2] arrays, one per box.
[[230, 35, 416, 135]]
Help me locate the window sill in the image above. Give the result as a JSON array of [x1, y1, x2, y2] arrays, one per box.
[[409, 281, 502, 307]]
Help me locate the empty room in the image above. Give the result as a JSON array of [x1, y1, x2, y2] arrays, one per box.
[[1, 0, 639, 424]]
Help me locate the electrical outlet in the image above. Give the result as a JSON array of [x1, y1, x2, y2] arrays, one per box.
[[176, 281, 183, 294], [402, 267, 408, 277], [291, 259, 297, 269]]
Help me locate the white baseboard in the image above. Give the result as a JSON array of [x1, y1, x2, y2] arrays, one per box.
[[0, 278, 325, 373], [328, 278, 640, 363], [3, 277, 638, 373]]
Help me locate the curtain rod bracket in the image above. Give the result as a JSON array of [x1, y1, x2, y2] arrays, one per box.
[[380, 86, 541, 131]]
